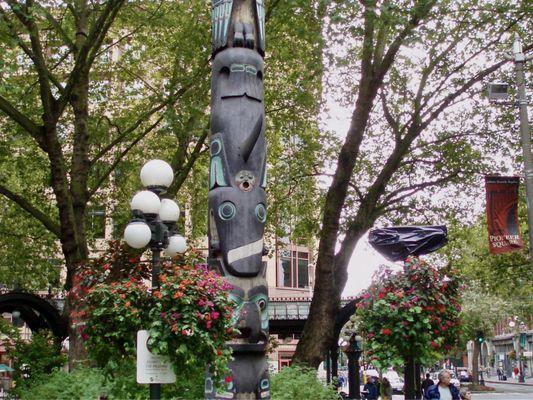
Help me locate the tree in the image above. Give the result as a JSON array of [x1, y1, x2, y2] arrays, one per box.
[[0, 0, 328, 366], [0, 0, 214, 363], [446, 216, 533, 317], [355, 258, 461, 398], [459, 284, 508, 385], [294, 0, 532, 367]]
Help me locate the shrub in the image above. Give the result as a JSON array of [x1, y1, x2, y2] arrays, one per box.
[[270, 366, 340, 400], [69, 242, 235, 381], [13, 368, 105, 400], [0, 328, 66, 396]]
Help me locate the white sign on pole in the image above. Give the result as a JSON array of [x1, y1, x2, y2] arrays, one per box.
[[524, 351, 533, 357], [136, 330, 176, 384], [498, 354, 505, 360]]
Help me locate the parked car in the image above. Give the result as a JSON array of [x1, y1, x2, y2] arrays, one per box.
[[457, 368, 472, 382]]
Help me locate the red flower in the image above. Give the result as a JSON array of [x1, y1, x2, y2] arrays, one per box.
[[381, 328, 392, 335], [225, 376, 233, 383], [430, 341, 438, 349]]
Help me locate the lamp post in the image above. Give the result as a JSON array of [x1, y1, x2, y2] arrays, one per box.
[[123, 159, 187, 400], [343, 331, 363, 399], [488, 36, 532, 270]]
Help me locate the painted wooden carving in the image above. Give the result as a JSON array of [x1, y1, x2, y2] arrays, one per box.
[[206, 1, 270, 399]]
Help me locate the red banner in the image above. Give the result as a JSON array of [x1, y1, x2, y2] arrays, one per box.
[[485, 176, 523, 254]]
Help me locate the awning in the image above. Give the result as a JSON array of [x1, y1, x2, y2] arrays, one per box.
[[0, 364, 14, 372]]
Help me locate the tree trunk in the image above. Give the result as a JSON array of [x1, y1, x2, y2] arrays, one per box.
[[404, 355, 416, 400], [472, 340, 480, 385]]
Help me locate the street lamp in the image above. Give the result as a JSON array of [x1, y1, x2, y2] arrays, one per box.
[[343, 330, 363, 399], [488, 36, 533, 270], [123, 159, 187, 400]]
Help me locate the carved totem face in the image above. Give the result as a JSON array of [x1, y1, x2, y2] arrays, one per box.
[[209, 48, 266, 278]]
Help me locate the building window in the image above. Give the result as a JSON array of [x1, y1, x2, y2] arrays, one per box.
[[87, 207, 106, 239], [278, 249, 309, 288], [278, 352, 294, 370]]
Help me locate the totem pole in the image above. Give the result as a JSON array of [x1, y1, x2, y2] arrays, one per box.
[[205, 1, 269, 399]]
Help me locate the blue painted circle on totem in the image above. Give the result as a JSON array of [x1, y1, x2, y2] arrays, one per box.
[[211, 139, 222, 156], [219, 201, 236, 220], [255, 203, 266, 223]]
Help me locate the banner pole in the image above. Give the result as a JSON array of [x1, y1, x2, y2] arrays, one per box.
[[513, 37, 533, 272]]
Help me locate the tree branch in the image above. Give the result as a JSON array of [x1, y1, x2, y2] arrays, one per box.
[[0, 94, 43, 138], [380, 171, 461, 208], [35, 2, 75, 51], [0, 184, 61, 238], [87, 113, 166, 199], [7, 0, 57, 119], [166, 125, 210, 198]]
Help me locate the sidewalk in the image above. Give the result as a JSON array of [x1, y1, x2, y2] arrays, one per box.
[[485, 376, 533, 386]]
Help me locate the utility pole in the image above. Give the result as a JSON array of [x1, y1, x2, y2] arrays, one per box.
[[512, 37, 533, 271]]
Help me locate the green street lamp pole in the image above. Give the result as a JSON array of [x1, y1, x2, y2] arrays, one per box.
[[511, 37, 533, 271]]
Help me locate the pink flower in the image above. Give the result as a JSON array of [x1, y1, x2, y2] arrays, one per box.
[[362, 293, 371, 299], [210, 311, 220, 320], [206, 321, 213, 329]]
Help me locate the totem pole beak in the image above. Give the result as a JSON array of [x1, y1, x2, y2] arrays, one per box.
[[236, 302, 267, 346]]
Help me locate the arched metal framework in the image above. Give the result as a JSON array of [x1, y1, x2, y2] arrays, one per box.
[[0, 292, 67, 339]]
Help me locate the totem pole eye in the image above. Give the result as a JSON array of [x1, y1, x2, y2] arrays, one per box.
[[255, 203, 266, 223], [257, 298, 267, 310], [218, 201, 236, 220], [210, 139, 222, 156]]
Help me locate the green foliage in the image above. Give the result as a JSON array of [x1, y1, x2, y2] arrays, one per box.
[[69, 242, 234, 380], [446, 216, 533, 318], [356, 258, 462, 368], [13, 368, 106, 400], [0, 328, 66, 396], [459, 283, 508, 344], [14, 363, 205, 400], [270, 366, 340, 400]]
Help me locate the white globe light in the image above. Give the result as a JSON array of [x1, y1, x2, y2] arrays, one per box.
[[159, 199, 180, 222], [509, 321, 516, 328], [130, 190, 161, 214], [140, 159, 174, 188], [124, 221, 151, 249], [165, 234, 187, 257]]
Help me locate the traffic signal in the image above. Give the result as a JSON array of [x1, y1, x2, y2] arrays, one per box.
[[476, 331, 485, 343]]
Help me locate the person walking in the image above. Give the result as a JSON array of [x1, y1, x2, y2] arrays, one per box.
[[496, 368, 502, 381], [380, 377, 393, 400], [421, 373, 435, 396], [362, 376, 379, 400], [423, 370, 460, 400]]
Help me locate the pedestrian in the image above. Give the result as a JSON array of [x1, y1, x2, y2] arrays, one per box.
[[459, 388, 472, 400], [338, 374, 345, 388], [496, 368, 502, 381], [513, 366, 519, 380], [423, 370, 460, 400], [362, 376, 379, 400], [380, 377, 393, 400], [421, 373, 435, 396]]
